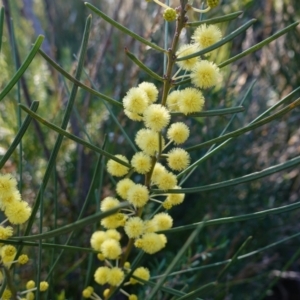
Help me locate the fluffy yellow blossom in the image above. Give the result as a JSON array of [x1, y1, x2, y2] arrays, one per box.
[[122, 87, 149, 114], [166, 90, 181, 112], [101, 239, 122, 260], [90, 231, 107, 251], [151, 163, 167, 185], [163, 7, 177, 22], [178, 87, 205, 115], [156, 171, 177, 190], [2, 289, 12, 300], [143, 104, 170, 132], [138, 82, 158, 104], [129, 295, 138, 300], [124, 109, 143, 121], [152, 212, 173, 230], [127, 184, 149, 207], [130, 267, 150, 284], [135, 128, 164, 156], [106, 229, 121, 241], [18, 254, 29, 264], [190, 60, 220, 89], [116, 178, 135, 200], [124, 261, 131, 269], [1, 244, 16, 259], [107, 267, 124, 286], [26, 280, 35, 289], [124, 217, 145, 238], [100, 197, 120, 212], [101, 213, 127, 229], [82, 286, 94, 298], [0, 190, 22, 210], [131, 152, 152, 174], [167, 122, 190, 144], [0, 174, 17, 199], [97, 253, 105, 261], [94, 266, 110, 285], [26, 292, 34, 300], [167, 148, 191, 171], [103, 289, 110, 298], [0, 226, 13, 240], [176, 44, 200, 71], [135, 233, 167, 254], [192, 24, 222, 50], [106, 155, 130, 177], [164, 186, 185, 208], [39, 281, 49, 291]]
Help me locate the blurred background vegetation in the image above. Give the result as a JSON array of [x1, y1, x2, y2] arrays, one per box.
[[0, 0, 300, 299]]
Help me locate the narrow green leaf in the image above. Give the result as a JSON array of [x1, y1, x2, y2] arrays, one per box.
[[176, 19, 256, 61], [12, 202, 131, 241], [177, 282, 216, 300], [148, 222, 205, 299], [153, 155, 300, 196], [0, 35, 44, 101], [0, 101, 39, 169], [38, 49, 122, 108], [125, 48, 163, 82], [186, 98, 300, 152], [163, 197, 300, 233], [21, 16, 92, 246], [171, 106, 244, 117], [217, 236, 252, 280], [85, 2, 165, 53], [187, 11, 243, 27], [0, 7, 4, 52], [19, 104, 131, 168], [219, 22, 299, 68]]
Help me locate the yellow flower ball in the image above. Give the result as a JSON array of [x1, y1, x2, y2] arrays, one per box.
[[127, 184, 149, 208], [130, 267, 150, 284], [166, 90, 181, 112], [192, 24, 222, 50], [2, 289, 12, 300], [116, 178, 135, 199], [26, 292, 34, 300], [165, 186, 185, 207], [107, 267, 124, 286], [82, 287, 93, 298], [135, 128, 164, 156], [122, 87, 149, 114], [106, 229, 121, 241], [100, 197, 120, 212], [207, 0, 220, 7], [0, 190, 21, 210], [124, 261, 131, 269], [138, 82, 159, 104], [101, 239, 122, 260], [156, 171, 177, 190], [101, 213, 127, 229], [124, 217, 145, 238], [26, 280, 35, 289], [163, 7, 177, 22], [190, 60, 220, 89], [167, 148, 191, 171], [124, 109, 143, 121], [0, 226, 13, 240], [106, 155, 130, 177], [135, 233, 167, 254], [152, 212, 173, 230], [167, 122, 190, 145], [131, 152, 152, 174], [1, 244, 16, 258], [129, 295, 138, 300], [0, 173, 18, 200], [90, 231, 107, 251], [4, 199, 31, 225], [176, 44, 200, 71], [143, 104, 170, 132], [151, 163, 167, 186], [39, 281, 49, 292], [97, 253, 105, 261], [94, 266, 110, 285], [178, 87, 205, 115], [18, 254, 29, 265], [143, 220, 156, 233]]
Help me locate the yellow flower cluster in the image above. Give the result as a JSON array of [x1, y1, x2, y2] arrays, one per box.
[[87, 11, 224, 300]]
